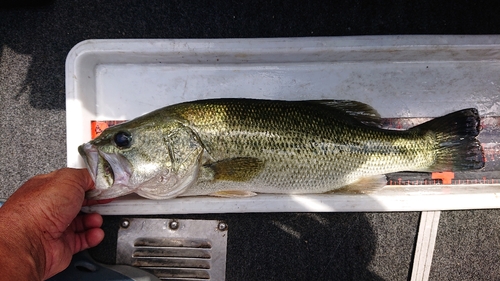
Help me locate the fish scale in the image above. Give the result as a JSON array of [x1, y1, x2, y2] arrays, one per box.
[[174, 100, 443, 195], [79, 99, 484, 200]]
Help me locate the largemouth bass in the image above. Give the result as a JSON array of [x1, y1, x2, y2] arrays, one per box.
[[78, 99, 484, 200]]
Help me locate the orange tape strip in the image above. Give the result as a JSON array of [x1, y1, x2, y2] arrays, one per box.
[[90, 120, 126, 139], [431, 172, 455, 185], [91, 121, 110, 139]]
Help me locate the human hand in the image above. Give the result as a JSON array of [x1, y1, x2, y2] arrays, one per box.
[[0, 168, 110, 280]]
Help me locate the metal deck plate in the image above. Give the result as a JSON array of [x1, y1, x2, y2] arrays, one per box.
[[117, 218, 228, 281]]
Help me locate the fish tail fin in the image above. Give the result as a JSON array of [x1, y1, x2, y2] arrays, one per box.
[[409, 108, 485, 171]]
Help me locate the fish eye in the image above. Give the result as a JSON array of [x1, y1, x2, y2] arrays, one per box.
[[114, 131, 132, 149]]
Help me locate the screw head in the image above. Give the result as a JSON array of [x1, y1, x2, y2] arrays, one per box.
[[169, 220, 179, 230], [218, 222, 228, 231], [121, 219, 130, 228]]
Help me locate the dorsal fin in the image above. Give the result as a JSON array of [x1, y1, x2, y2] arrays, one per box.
[[307, 100, 382, 127]]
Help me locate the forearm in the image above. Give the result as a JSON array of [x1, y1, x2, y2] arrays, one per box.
[[0, 207, 44, 281]]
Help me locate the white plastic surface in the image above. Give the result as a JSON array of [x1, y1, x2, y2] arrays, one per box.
[[67, 36, 500, 214], [81, 185, 500, 214]]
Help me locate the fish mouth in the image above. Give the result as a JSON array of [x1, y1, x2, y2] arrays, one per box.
[[78, 143, 134, 199]]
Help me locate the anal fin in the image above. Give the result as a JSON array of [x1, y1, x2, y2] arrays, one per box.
[[209, 190, 258, 198], [334, 175, 387, 194]]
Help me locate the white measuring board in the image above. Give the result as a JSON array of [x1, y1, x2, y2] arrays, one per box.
[[68, 36, 500, 214]]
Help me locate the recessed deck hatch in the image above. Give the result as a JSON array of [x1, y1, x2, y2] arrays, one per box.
[[117, 219, 228, 280]]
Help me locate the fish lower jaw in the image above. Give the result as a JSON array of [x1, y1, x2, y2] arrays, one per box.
[[112, 171, 132, 187], [86, 183, 137, 200]]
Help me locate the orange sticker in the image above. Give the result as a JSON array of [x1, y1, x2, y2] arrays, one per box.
[[431, 172, 455, 185], [91, 120, 126, 139]]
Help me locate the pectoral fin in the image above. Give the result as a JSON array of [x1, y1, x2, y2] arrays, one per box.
[[203, 157, 265, 182], [209, 190, 258, 198]]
